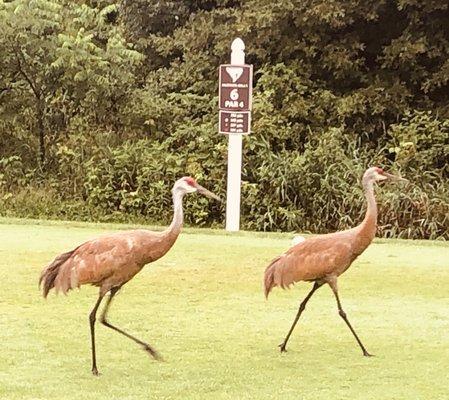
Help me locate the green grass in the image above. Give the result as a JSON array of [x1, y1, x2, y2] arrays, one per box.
[[0, 219, 448, 400]]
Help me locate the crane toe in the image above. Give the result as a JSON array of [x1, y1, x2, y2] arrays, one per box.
[[141, 344, 163, 361], [278, 343, 287, 353]]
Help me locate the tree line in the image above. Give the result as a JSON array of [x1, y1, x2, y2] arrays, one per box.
[[0, 0, 448, 239]]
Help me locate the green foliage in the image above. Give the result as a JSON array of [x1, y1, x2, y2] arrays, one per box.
[[0, 0, 143, 164], [389, 110, 449, 175], [0, 0, 448, 238], [384, 111, 449, 239]]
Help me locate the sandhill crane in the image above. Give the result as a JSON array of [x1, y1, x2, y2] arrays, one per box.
[[39, 177, 220, 375], [264, 167, 407, 356]]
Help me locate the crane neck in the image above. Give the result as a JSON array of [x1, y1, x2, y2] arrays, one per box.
[[139, 189, 185, 266], [358, 178, 378, 238], [165, 188, 185, 237]]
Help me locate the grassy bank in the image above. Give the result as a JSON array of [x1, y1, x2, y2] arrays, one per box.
[[0, 220, 448, 399]]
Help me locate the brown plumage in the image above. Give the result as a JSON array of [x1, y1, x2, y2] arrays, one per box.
[[39, 229, 181, 298], [39, 249, 78, 297], [264, 167, 407, 355], [39, 177, 220, 375]]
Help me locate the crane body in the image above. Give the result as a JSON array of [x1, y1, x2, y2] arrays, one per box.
[[43, 229, 180, 297], [264, 167, 407, 355]]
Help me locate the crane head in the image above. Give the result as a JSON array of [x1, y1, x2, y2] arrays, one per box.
[[173, 177, 221, 201], [363, 167, 408, 184]]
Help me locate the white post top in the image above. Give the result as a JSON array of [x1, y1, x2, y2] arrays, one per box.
[[231, 38, 245, 65]]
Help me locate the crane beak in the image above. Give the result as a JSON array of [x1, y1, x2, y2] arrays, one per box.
[[384, 172, 409, 183], [196, 184, 221, 202]]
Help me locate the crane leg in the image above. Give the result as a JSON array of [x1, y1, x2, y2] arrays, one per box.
[[328, 279, 373, 357], [89, 293, 105, 376], [99, 287, 162, 361], [279, 281, 323, 352]]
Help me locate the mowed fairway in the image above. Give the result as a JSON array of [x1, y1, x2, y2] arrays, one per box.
[[0, 220, 448, 400]]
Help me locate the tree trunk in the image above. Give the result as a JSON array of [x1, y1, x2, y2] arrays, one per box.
[[37, 98, 45, 166]]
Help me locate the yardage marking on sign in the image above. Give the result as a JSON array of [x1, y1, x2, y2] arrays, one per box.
[[219, 111, 251, 135]]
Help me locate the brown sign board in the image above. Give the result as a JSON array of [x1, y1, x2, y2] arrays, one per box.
[[219, 64, 253, 111], [219, 111, 251, 135]]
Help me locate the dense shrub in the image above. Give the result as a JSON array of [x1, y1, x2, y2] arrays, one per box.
[[0, 0, 448, 239]]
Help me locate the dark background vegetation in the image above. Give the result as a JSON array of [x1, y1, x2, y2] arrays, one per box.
[[0, 0, 448, 238]]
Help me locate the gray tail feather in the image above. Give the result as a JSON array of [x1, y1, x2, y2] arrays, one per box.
[[39, 250, 76, 298], [264, 256, 281, 299]]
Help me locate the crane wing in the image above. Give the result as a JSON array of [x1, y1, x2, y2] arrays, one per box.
[[48, 235, 127, 294], [264, 234, 354, 297], [41, 230, 163, 296]]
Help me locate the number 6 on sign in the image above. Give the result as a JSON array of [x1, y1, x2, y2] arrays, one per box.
[[219, 63, 253, 111], [230, 88, 239, 100]]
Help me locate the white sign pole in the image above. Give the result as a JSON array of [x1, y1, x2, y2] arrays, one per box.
[[225, 38, 245, 231]]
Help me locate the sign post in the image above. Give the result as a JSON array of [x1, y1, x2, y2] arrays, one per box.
[[218, 38, 253, 231]]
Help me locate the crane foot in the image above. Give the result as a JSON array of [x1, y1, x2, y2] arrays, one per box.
[[142, 344, 164, 361], [278, 343, 287, 353], [363, 351, 374, 357], [92, 367, 101, 376]]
